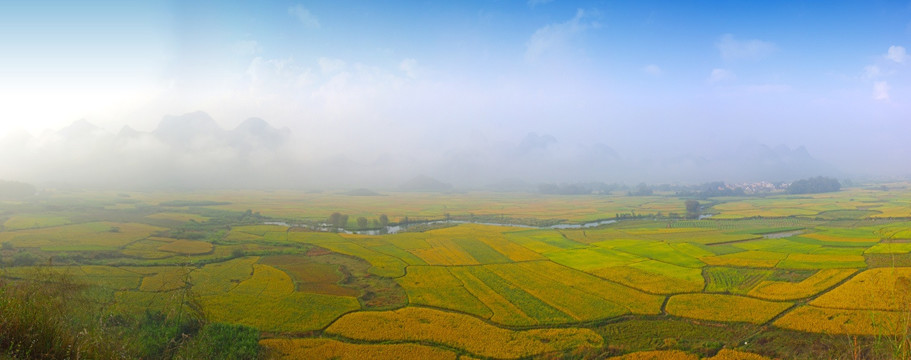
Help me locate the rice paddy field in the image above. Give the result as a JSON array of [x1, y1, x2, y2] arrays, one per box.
[[2, 183, 911, 359]]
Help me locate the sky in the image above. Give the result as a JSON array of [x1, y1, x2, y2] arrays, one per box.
[[1, 0, 910, 186]]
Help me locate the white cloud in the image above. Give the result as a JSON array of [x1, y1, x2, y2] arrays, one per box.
[[716, 34, 776, 61], [232, 40, 261, 56], [318, 57, 346, 74], [863, 65, 881, 79], [885, 45, 907, 63], [708, 68, 735, 83], [525, 9, 598, 61], [642, 64, 662, 76], [873, 81, 890, 101], [399, 58, 418, 78], [288, 5, 320, 28]]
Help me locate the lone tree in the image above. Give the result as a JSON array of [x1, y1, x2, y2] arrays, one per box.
[[357, 217, 369, 229], [328, 212, 342, 227], [685, 200, 700, 219], [338, 214, 349, 229]]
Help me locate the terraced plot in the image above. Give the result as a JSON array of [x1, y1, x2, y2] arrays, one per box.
[[666, 294, 792, 324], [775, 306, 907, 335], [810, 267, 911, 311], [748, 268, 857, 300], [260, 338, 458, 360], [200, 264, 360, 332], [325, 307, 603, 359]]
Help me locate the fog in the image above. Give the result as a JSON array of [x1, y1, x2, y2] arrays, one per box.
[[1, 1, 909, 190]]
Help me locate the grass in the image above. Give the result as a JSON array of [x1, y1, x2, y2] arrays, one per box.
[[157, 239, 213, 255], [598, 318, 757, 356]]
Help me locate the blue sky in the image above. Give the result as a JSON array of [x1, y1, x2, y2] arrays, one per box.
[[1, 0, 910, 176]]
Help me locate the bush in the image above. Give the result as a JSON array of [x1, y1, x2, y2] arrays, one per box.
[[12, 252, 36, 266], [179, 323, 260, 360], [0, 270, 125, 358]]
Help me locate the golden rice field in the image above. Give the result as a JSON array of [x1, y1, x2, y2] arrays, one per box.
[[324, 307, 603, 358], [774, 306, 909, 335], [260, 338, 459, 360], [665, 294, 793, 324], [3, 185, 911, 358]]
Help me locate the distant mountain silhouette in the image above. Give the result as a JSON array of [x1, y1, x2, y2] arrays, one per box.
[[399, 175, 453, 192]]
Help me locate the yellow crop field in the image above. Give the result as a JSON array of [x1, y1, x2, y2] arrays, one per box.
[[138, 266, 190, 292], [776, 253, 866, 269], [448, 266, 537, 326], [324, 307, 603, 359], [748, 268, 857, 300], [2, 214, 71, 230], [486, 262, 629, 320], [200, 264, 360, 332], [503, 261, 663, 315], [396, 266, 492, 318], [607, 350, 699, 360], [318, 242, 407, 277], [409, 237, 479, 265], [802, 232, 879, 243], [665, 294, 792, 324], [157, 239, 213, 255], [260, 338, 458, 360], [8, 188, 911, 359], [121, 238, 174, 259], [0, 222, 164, 251], [144, 212, 209, 223], [701, 251, 787, 268], [774, 305, 907, 335], [189, 256, 258, 295], [592, 265, 702, 294], [810, 267, 911, 311], [704, 349, 772, 360]]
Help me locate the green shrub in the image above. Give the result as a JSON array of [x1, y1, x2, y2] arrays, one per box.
[[179, 323, 260, 360]]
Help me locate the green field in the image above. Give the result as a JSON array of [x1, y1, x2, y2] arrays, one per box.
[[3, 184, 911, 358]]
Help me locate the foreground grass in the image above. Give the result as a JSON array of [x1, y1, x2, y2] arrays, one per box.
[[0, 268, 260, 360]]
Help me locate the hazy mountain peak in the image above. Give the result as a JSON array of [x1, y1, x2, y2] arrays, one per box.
[[58, 119, 101, 137]]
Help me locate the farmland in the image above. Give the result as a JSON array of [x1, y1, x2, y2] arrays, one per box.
[[2, 183, 911, 358]]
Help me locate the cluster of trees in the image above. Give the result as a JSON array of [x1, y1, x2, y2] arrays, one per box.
[[686, 181, 746, 199], [328, 212, 389, 230], [628, 183, 653, 196], [685, 200, 701, 219], [0, 180, 35, 200], [787, 176, 841, 194]]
